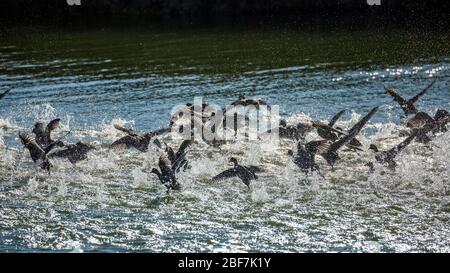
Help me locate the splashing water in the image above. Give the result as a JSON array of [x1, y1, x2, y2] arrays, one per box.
[[1, 28, 449, 252]]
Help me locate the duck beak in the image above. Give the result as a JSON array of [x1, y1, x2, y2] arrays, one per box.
[[311, 121, 348, 135]]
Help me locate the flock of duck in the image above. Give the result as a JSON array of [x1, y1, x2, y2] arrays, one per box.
[[0, 81, 448, 193]]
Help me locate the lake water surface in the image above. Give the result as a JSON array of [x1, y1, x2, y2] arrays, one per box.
[[0, 26, 449, 252]]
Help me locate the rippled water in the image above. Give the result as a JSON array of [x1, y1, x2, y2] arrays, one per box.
[[0, 27, 449, 252]]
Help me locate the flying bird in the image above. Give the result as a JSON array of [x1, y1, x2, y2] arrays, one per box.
[[384, 80, 436, 116], [212, 157, 263, 189]]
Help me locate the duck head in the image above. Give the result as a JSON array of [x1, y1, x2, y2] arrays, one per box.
[[229, 157, 239, 166], [369, 144, 379, 153], [32, 122, 44, 134]]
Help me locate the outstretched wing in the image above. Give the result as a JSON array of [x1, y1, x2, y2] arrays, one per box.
[[176, 140, 193, 159], [406, 112, 434, 128], [306, 140, 332, 155], [212, 168, 238, 181], [164, 142, 176, 162], [383, 133, 416, 162], [312, 121, 347, 136], [408, 79, 436, 104], [384, 87, 407, 106], [329, 107, 378, 153], [0, 89, 11, 100], [19, 133, 45, 162], [45, 118, 61, 140], [46, 118, 61, 132], [328, 110, 346, 127]]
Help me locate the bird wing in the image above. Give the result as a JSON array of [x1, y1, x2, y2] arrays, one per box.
[[383, 133, 417, 162], [111, 135, 141, 148], [176, 139, 193, 159], [19, 133, 45, 161], [408, 79, 436, 104], [384, 87, 408, 105], [164, 143, 176, 162], [384, 87, 414, 114], [328, 110, 346, 127], [329, 106, 378, 153], [406, 112, 434, 128], [0, 89, 11, 100], [312, 121, 348, 135], [45, 118, 61, 140], [306, 140, 332, 155], [46, 118, 61, 133], [212, 168, 238, 181]]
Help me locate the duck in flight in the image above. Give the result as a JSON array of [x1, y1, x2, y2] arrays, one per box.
[[32, 118, 62, 149], [212, 157, 264, 189], [48, 142, 96, 164], [19, 133, 61, 172], [111, 124, 169, 152], [151, 155, 182, 192], [288, 107, 379, 174], [367, 133, 417, 171], [151, 139, 194, 191], [164, 139, 194, 173], [384, 80, 436, 116], [405, 109, 449, 143], [259, 119, 315, 141], [312, 110, 362, 150]]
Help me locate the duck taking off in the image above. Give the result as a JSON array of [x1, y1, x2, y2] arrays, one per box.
[[212, 157, 263, 189], [384, 79, 436, 116], [260, 119, 315, 141], [111, 124, 169, 152], [312, 110, 362, 149], [32, 118, 62, 149], [164, 139, 194, 173], [314, 110, 346, 142], [151, 155, 182, 192], [48, 142, 96, 164], [368, 133, 417, 171], [405, 109, 449, 143], [19, 133, 61, 172], [289, 107, 379, 174]]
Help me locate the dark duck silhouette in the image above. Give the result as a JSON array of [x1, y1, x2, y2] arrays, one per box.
[[48, 142, 96, 164], [32, 118, 62, 148], [384, 80, 436, 116], [164, 139, 194, 173], [367, 133, 417, 171], [212, 157, 263, 189], [19, 133, 61, 172], [111, 124, 169, 152], [288, 107, 379, 174], [150, 139, 194, 191], [260, 119, 316, 141], [151, 155, 182, 192], [312, 110, 363, 149], [404, 110, 449, 143]]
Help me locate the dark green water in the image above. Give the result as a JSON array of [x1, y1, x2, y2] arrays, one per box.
[[0, 27, 449, 252]]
